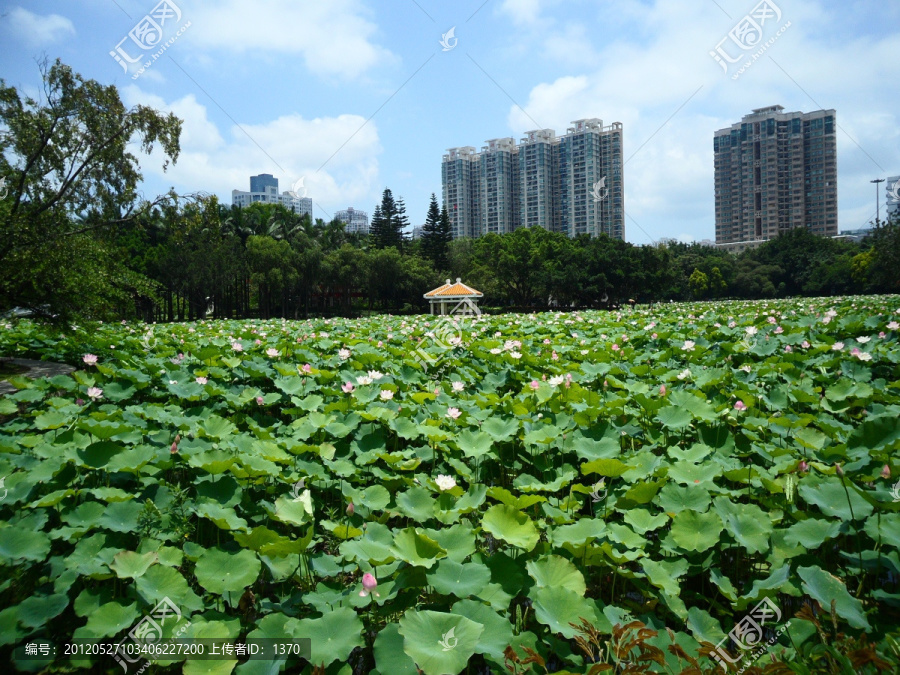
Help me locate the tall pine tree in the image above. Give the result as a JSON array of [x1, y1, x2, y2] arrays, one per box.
[[372, 189, 403, 250], [421, 194, 442, 267], [369, 205, 385, 248], [394, 196, 410, 252], [436, 202, 453, 269]]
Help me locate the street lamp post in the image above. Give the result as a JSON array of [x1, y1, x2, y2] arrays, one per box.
[[872, 178, 885, 225]]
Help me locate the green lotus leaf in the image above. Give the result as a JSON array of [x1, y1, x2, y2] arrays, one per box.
[[398, 610, 484, 675], [670, 509, 723, 552], [296, 606, 364, 668], [798, 476, 874, 521], [426, 558, 491, 597], [194, 548, 261, 594], [481, 504, 540, 552], [580, 457, 630, 477], [374, 623, 419, 675], [0, 527, 51, 562], [450, 599, 514, 661], [16, 594, 70, 629], [390, 527, 447, 568], [798, 565, 870, 630], [109, 550, 159, 579], [530, 586, 599, 639], [526, 554, 586, 595], [713, 497, 773, 554]]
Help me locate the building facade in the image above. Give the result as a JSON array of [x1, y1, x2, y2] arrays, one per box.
[[335, 207, 369, 234], [442, 119, 625, 240], [441, 147, 481, 239], [714, 105, 838, 245], [887, 175, 900, 225], [250, 173, 278, 194], [232, 175, 312, 218]]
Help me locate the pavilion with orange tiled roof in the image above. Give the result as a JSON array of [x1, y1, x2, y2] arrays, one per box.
[[424, 278, 483, 315]]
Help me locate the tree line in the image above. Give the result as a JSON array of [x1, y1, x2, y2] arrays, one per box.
[[1, 60, 898, 323]]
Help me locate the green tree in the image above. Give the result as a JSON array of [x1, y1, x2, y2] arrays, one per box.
[[421, 194, 447, 270], [370, 189, 403, 250], [0, 58, 181, 319], [688, 268, 709, 298]]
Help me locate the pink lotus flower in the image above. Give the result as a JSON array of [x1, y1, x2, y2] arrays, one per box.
[[346, 502, 355, 516], [801, 341, 810, 349], [734, 400, 746, 411], [434, 387, 440, 395], [798, 460, 809, 473], [170, 441, 179, 454], [784, 345, 792, 353], [266, 348, 280, 358], [359, 572, 379, 597], [881, 464, 891, 479], [195, 377, 208, 385], [75, 398, 85, 406], [231, 342, 243, 352], [446, 407, 462, 420], [302, 364, 312, 373], [651, 333, 658, 339], [530, 380, 540, 390], [612, 344, 620, 351], [659, 385, 666, 396], [87, 387, 103, 400], [256, 396, 264, 405], [342, 382, 354, 393], [83, 354, 98, 365]]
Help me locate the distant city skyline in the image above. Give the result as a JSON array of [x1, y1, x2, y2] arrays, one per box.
[[1, 1, 897, 243], [443, 118, 624, 240]]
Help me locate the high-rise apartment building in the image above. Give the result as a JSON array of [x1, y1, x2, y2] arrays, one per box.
[[519, 129, 558, 231], [442, 147, 481, 239], [479, 138, 519, 235], [714, 105, 837, 245], [335, 207, 369, 234], [232, 175, 312, 218], [442, 119, 625, 240]]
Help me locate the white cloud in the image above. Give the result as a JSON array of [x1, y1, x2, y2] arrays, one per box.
[[121, 86, 382, 216], [500, 0, 543, 24], [6, 7, 75, 46], [187, 0, 394, 80]]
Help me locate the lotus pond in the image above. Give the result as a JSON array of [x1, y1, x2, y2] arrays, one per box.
[[1, 297, 899, 674]]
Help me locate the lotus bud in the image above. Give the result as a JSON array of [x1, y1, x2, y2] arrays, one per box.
[[346, 502, 355, 516]]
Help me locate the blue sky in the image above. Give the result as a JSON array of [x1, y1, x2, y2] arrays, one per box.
[[1, 0, 898, 243]]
